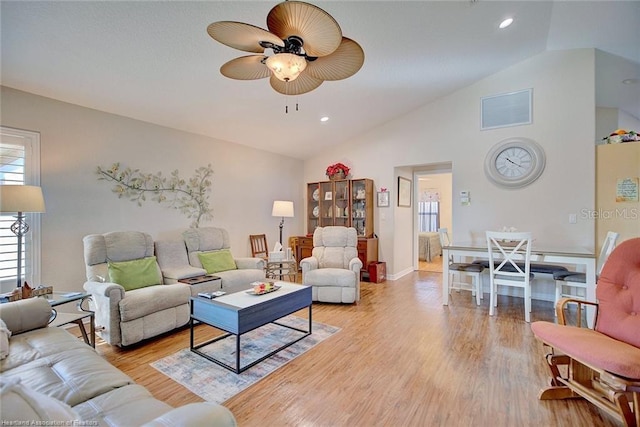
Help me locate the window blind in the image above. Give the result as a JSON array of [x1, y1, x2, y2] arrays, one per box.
[[0, 128, 41, 290]]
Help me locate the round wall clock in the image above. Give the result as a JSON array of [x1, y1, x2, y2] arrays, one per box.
[[484, 137, 546, 189]]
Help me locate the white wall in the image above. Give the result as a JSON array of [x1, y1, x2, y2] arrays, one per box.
[[596, 107, 619, 145], [304, 49, 597, 279], [1, 86, 304, 293], [619, 110, 640, 133], [595, 50, 640, 134]]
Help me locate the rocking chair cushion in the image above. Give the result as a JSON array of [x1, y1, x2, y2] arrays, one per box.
[[531, 321, 640, 379], [595, 242, 640, 349]]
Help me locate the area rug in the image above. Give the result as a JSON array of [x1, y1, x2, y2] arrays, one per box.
[[150, 315, 340, 404]]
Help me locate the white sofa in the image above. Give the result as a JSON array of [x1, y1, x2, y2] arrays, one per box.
[[0, 297, 236, 426]]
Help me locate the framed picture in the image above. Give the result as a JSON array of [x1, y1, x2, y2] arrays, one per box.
[[377, 191, 390, 207], [398, 177, 412, 207], [324, 191, 332, 201]]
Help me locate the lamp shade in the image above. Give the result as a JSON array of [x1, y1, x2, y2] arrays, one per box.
[[272, 200, 294, 217], [265, 53, 307, 82], [0, 185, 46, 213]]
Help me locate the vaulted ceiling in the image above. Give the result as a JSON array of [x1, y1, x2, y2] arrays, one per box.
[[1, 1, 638, 159]]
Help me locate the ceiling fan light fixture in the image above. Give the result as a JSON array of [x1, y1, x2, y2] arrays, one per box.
[[207, 1, 364, 95], [266, 53, 307, 82]]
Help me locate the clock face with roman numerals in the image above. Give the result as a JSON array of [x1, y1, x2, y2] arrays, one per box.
[[484, 138, 546, 189]]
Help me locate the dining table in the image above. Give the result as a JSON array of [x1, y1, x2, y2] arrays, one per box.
[[442, 241, 597, 324]]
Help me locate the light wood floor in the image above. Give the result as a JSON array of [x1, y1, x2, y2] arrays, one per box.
[[419, 257, 443, 273], [94, 271, 619, 427]]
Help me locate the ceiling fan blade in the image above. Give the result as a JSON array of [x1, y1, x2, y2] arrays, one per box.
[[270, 72, 323, 95], [306, 37, 365, 81], [207, 21, 284, 53], [220, 55, 271, 80], [267, 1, 342, 57]]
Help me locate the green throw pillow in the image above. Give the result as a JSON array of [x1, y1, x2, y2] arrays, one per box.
[[108, 256, 162, 291], [198, 249, 237, 274]]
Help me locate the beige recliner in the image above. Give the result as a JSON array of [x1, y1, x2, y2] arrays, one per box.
[[300, 226, 363, 303], [83, 231, 193, 346], [182, 227, 266, 294]]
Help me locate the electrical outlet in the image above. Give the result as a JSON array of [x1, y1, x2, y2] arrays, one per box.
[[569, 213, 577, 224]]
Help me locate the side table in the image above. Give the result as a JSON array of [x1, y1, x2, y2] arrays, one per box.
[[47, 292, 95, 348], [265, 260, 298, 282]]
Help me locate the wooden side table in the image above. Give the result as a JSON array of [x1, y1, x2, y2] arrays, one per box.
[[289, 236, 313, 266], [265, 260, 298, 282]]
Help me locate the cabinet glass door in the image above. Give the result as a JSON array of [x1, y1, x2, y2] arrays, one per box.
[[333, 180, 350, 227], [319, 181, 334, 227], [350, 179, 373, 237], [307, 183, 320, 235]]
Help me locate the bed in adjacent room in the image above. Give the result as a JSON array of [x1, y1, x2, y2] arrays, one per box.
[[419, 232, 442, 262]]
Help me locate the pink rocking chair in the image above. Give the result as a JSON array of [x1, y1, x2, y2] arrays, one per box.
[[531, 238, 640, 426]]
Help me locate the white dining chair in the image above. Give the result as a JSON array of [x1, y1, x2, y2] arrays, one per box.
[[553, 231, 619, 307], [438, 228, 484, 305], [486, 231, 534, 322]]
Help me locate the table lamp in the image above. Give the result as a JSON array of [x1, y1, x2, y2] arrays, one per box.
[[0, 185, 46, 287], [272, 200, 294, 245]]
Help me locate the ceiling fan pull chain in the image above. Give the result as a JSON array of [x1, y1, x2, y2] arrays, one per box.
[[285, 82, 290, 114]]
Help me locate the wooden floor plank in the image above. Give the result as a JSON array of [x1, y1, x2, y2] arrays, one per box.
[[95, 271, 619, 426]]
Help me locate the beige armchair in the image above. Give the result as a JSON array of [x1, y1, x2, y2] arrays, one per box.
[[300, 226, 363, 303], [83, 231, 191, 346]]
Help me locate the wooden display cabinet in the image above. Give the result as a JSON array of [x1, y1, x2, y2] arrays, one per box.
[[306, 178, 374, 238]]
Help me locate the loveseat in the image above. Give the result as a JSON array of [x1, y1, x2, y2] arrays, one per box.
[[0, 297, 236, 426], [83, 231, 211, 347], [83, 229, 265, 347]]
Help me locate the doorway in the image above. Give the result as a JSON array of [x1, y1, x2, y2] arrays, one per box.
[[415, 169, 452, 273]]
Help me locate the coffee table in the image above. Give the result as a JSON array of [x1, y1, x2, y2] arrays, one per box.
[[190, 282, 312, 374]]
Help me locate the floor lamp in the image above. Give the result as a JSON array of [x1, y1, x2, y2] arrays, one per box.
[[0, 185, 46, 288], [272, 200, 294, 245]]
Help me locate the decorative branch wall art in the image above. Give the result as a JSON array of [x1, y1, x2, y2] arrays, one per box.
[[96, 163, 213, 228]]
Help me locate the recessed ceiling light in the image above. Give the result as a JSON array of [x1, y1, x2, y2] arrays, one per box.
[[499, 18, 514, 29], [320, 116, 329, 122], [622, 79, 639, 85]]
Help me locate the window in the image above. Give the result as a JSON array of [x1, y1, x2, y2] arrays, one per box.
[[0, 127, 41, 291], [418, 202, 439, 232]]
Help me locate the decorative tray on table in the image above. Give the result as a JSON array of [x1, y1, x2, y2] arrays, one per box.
[[246, 282, 281, 295]]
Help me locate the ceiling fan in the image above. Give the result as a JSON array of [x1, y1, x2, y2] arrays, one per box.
[[207, 0, 365, 96]]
